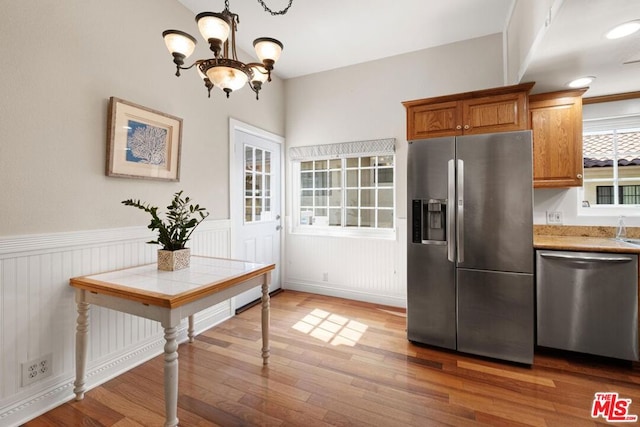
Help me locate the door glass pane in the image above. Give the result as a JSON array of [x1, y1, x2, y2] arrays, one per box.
[[264, 151, 271, 173], [329, 159, 341, 169], [301, 161, 313, 170], [346, 158, 359, 168], [245, 198, 253, 222], [255, 198, 262, 220], [264, 175, 271, 197], [245, 173, 253, 196], [245, 146, 253, 171], [255, 149, 263, 172]]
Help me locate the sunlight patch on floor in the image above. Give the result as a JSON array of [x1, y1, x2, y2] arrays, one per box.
[[292, 308, 368, 346]]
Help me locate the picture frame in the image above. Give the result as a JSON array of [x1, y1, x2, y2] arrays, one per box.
[[106, 97, 182, 181]]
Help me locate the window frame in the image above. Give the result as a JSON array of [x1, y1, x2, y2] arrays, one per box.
[[292, 154, 397, 239], [581, 125, 640, 210]]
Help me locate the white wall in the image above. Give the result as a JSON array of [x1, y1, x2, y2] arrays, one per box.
[[0, 0, 285, 237], [283, 34, 505, 307]]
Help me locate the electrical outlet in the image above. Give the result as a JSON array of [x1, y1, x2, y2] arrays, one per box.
[[21, 353, 52, 387], [322, 272, 328, 282], [546, 211, 563, 224]]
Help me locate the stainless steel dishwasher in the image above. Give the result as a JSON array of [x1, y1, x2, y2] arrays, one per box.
[[536, 250, 639, 361]]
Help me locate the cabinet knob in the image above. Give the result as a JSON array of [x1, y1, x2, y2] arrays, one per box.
[[456, 125, 462, 130], [464, 125, 470, 130], [577, 174, 583, 179]]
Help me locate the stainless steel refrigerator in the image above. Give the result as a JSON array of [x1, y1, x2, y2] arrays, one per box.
[[407, 130, 534, 364]]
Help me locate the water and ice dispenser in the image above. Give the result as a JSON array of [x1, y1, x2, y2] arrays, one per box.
[[412, 199, 447, 245]]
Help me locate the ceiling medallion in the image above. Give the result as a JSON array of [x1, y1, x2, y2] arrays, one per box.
[[162, 0, 292, 99]]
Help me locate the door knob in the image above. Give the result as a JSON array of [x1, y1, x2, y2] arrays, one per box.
[[276, 225, 282, 231], [577, 174, 583, 179], [276, 214, 281, 220], [456, 125, 462, 130], [464, 124, 470, 130]]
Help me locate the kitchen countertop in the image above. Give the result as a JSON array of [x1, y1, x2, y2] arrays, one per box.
[[534, 235, 640, 254]]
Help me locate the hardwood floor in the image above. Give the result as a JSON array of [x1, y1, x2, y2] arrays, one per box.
[[25, 291, 640, 426]]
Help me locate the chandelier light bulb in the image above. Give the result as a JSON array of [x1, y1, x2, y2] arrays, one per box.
[[253, 37, 284, 69], [162, 30, 197, 58]]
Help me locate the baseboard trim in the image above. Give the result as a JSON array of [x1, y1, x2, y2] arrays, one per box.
[[284, 280, 406, 308]]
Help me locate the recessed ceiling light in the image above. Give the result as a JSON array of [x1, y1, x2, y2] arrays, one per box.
[[567, 76, 595, 88], [606, 20, 640, 39]]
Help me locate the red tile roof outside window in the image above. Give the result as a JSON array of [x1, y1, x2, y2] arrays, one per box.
[[583, 129, 640, 168]]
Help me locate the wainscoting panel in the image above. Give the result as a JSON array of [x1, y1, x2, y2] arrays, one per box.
[[285, 219, 407, 307], [0, 220, 231, 426]]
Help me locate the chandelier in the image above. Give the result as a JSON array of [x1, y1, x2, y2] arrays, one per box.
[[162, 0, 291, 99]]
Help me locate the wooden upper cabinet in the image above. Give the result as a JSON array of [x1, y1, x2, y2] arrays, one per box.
[[403, 82, 534, 140], [529, 89, 587, 188]]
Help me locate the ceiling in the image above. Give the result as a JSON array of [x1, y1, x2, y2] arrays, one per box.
[[176, 0, 640, 98]]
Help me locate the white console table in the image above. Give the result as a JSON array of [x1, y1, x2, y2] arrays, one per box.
[[70, 256, 274, 427]]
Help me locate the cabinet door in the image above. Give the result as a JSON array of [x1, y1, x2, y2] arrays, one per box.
[[406, 101, 462, 140], [530, 92, 584, 188], [462, 92, 529, 135]]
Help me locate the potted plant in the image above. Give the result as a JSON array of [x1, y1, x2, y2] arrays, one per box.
[[122, 191, 209, 271]]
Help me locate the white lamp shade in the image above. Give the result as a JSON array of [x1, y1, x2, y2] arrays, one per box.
[[196, 13, 230, 43], [253, 38, 283, 64], [162, 30, 196, 58], [250, 64, 269, 83], [206, 66, 248, 92]]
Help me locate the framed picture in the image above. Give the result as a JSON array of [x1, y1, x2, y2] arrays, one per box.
[[106, 97, 182, 181]]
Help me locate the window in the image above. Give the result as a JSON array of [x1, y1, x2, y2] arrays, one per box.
[[245, 145, 272, 222], [582, 120, 640, 206], [291, 139, 395, 236]]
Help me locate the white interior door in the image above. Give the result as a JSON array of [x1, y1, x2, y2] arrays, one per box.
[[230, 119, 283, 309]]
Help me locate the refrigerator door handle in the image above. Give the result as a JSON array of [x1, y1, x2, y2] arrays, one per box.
[[447, 160, 455, 262], [457, 159, 464, 263]]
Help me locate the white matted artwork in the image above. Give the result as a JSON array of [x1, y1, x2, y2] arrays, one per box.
[[106, 97, 182, 181]]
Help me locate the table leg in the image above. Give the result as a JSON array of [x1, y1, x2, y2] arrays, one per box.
[[73, 291, 89, 400], [261, 273, 271, 365], [163, 325, 179, 427], [188, 315, 195, 343]]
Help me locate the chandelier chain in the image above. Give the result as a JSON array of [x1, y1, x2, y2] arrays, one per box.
[[256, 0, 293, 15], [225, 0, 292, 16]]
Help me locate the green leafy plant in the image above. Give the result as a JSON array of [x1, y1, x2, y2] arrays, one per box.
[[122, 191, 209, 251]]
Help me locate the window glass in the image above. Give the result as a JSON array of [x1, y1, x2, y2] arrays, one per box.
[[296, 155, 395, 231], [583, 126, 640, 206]]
